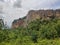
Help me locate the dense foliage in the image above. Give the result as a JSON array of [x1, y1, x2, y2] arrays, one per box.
[[0, 19, 60, 45]]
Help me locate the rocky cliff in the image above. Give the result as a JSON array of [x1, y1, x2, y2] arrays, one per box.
[[12, 9, 60, 28], [12, 16, 27, 28]]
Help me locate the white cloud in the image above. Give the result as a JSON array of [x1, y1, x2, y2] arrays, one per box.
[[22, 0, 60, 9]]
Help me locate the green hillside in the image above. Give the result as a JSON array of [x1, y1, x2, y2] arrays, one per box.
[[0, 18, 60, 45]]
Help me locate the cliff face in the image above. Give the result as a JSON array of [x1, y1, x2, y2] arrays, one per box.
[[12, 9, 60, 28], [26, 9, 60, 22], [12, 18, 24, 28]]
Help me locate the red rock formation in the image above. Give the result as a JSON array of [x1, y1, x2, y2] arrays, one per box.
[[12, 18, 25, 28]]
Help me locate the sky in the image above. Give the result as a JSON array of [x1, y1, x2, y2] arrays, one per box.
[[0, 0, 60, 27]]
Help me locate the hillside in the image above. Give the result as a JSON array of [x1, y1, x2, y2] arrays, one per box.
[[12, 9, 60, 28], [0, 17, 60, 45]]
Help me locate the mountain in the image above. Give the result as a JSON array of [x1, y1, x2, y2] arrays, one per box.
[[12, 9, 60, 28]]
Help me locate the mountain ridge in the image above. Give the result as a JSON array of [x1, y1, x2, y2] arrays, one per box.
[[12, 9, 60, 28]]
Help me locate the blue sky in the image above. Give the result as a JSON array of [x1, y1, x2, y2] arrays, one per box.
[[0, 0, 60, 27]]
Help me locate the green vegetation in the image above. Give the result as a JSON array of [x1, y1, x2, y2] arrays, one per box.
[[0, 19, 60, 45]]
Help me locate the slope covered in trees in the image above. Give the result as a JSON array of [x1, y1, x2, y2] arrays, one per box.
[[0, 18, 60, 45]]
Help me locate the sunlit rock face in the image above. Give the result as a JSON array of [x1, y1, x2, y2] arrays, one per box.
[[12, 9, 60, 29], [26, 10, 54, 22]]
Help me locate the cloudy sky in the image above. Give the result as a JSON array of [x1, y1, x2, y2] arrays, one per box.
[[0, 0, 60, 27]]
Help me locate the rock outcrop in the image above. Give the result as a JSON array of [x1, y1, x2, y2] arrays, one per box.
[[12, 16, 27, 28], [12, 9, 60, 28]]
